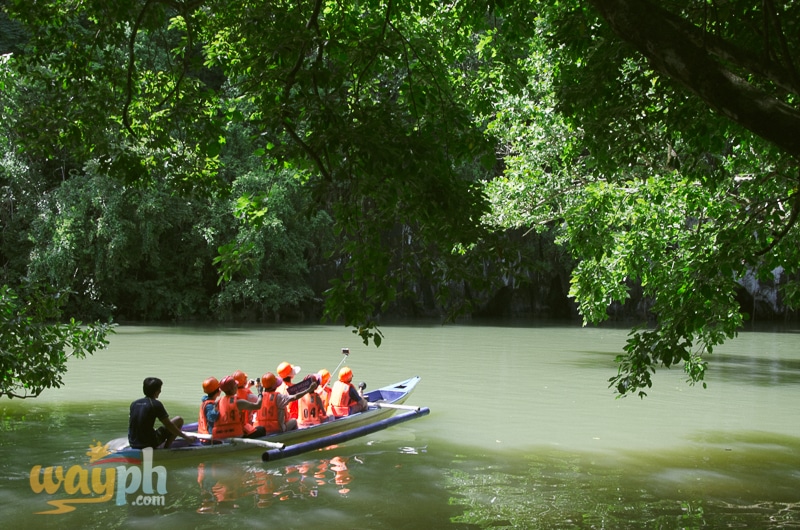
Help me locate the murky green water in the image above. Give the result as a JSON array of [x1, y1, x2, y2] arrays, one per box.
[[2, 322, 800, 528]]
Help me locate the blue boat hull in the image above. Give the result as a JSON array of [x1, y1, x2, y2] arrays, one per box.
[[262, 406, 431, 461]]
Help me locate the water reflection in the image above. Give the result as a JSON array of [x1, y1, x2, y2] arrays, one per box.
[[195, 453, 360, 514], [5, 323, 800, 529], [713, 353, 800, 386], [445, 432, 800, 529]]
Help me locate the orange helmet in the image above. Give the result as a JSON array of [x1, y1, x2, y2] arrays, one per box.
[[318, 369, 331, 386], [260, 372, 281, 391], [202, 377, 219, 394], [277, 362, 300, 379], [339, 366, 353, 383], [233, 370, 248, 387], [219, 375, 237, 396]]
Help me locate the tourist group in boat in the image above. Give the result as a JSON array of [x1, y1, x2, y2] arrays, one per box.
[[128, 361, 369, 450]]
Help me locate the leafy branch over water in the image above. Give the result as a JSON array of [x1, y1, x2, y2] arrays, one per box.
[[0, 284, 114, 399]]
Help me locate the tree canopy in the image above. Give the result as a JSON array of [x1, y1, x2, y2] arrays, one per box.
[[2, 0, 799, 397], [487, 0, 800, 395]]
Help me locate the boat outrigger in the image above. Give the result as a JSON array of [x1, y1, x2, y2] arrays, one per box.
[[99, 377, 428, 463]]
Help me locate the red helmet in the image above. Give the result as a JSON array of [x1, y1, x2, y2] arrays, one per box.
[[318, 369, 331, 386], [233, 370, 248, 387], [339, 366, 353, 383], [202, 377, 219, 394], [219, 375, 237, 395], [260, 372, 281, 391]]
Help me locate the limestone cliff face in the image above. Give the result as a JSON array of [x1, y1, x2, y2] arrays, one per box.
[[466, 268, 797, 322], [736, 267, 797, 321], [303, 262, 796, 324]]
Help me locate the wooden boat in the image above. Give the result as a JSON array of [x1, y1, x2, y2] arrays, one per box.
[[99, 376, 427, 463]]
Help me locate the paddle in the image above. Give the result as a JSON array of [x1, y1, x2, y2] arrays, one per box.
[[184, 431, 284, 449], [229, 437, 284, 449], [369, 402, 421, 412], [187, 431, 212, 440]]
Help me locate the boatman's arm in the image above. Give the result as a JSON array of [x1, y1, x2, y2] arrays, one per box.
[[159, 415, 196, 443]]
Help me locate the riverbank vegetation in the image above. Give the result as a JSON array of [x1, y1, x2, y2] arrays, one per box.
[[1, 1, 798, 397]]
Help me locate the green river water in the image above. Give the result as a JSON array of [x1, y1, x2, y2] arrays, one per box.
[[2, 322, 800, 529]]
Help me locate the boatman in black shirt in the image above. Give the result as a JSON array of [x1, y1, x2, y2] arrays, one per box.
[[129, 377, 196, 449]]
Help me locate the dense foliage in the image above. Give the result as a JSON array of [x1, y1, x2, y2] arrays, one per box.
[[1, 0, 799, 397], [0, 283, 112, 398], [485, 1, 800, 395]]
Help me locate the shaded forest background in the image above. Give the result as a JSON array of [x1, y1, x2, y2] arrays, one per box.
[[3, 0, 800, 399], [0, 8, 794, 326]]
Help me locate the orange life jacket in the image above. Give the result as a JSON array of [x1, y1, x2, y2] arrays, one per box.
[[298, 391, 328, 428], [254, 391, 282, 434], [212, 395, 244, 439], [236, 387, 256, 426], [277, 381, 299, 420], [198, 397, 215, 435], [328, 380, 355, 417], [317, 385, 332, 409]]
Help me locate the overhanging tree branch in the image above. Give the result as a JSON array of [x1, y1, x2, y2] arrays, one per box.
[[764, 0, 800, 90], [754, 175, 800, 257], [589, 0, 800, 160], [122, 0, 205, 137], [122, 0, 155, 137]]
